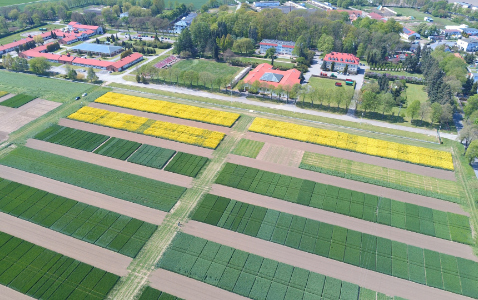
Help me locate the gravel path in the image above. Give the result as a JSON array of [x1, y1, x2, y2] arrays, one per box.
[[226, 155, 467, 216], [245, 132, 456, 181], [0, 212, 132, 276], [210, 185, 476, 261], [0, 165, 165, 225], [90, 103, 232, 134], [26, 139, 193, 188], [149, 269, 249, 300], [0, 93, 15, 103], [0, 285, 34, 300], [58, 119, 214, 158], [183, 221, 473, 300]]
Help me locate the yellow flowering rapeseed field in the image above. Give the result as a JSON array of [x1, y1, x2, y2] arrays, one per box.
[[144, 121, 224, 149], [95, 92, 240, 127], [249, 118, 454, 170], [68, 106, 225, 149], [68, 107, 148, 131]]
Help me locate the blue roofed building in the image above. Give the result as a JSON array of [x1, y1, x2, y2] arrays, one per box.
[[173, 13, 197, 34], [70, 43, 124, 56], [400, 27, 421, 40]]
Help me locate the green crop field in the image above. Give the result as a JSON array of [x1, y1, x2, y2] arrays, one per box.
[[191, 195, 478, 298], [0, 177, 157, 257], [128, 144, 176, 169], [0, 70, 93, 102], [0, 94, 36, 108], [0, 147, 186, 211], [164, 152, 209, 178], [171, 59, 242, 79], [138, 286, 182, 300], [34, 125, 110, 152], [0, 231, 119, 299], [215, 163, 473, 244], [158, 233, 394, 300], [232, 139, 264, 158], [94, 137, 141, 160], [300, 152, 462, 203]]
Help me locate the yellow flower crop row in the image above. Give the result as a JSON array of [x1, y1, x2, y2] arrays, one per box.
[[249, 118, 454, 170], [68, 106, 225, 149], [68, 106, 148, 131], [95, 92, 240, 127], [144, 121, 224, 149]]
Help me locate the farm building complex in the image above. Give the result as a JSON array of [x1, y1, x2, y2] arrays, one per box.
[[70, 43, 124, 56]]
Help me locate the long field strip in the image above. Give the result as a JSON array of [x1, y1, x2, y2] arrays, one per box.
[[232, 139, 265, 158], [0, 177, 157, 258], [0, 94, 36, 108], [249, 118, 454, 170], [68, 106, 225, 149], [139, 286, 182, 300], [0, 147, 186, 211], [300, 152, 462, 203], [34, 125, 210, 177], [95, 92, 240, 127], [0, 91, 8, 97], [191, 195, 478, 298], [0, 231, 119, 299], [215, 163, 472, 244], [158, 233, 397, 300]]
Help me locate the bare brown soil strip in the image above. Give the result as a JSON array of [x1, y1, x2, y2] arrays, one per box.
[[26, 139, 193, 188], [183, 221, 473, 300], [227, 154, 467, 216], [0, 93, 15, 103], [0, 285, 35, 300], [149, 269, 249, 300], [0, 165, 165, 225], [59, 119, 214, 158], [245, 132, 456, 181], [0, 99, 61, 135], [0, 212, 132, 276], [90, 102, 231, 134], [210, 185, 477, 261]]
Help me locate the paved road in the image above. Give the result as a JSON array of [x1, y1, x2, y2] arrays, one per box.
[[102, 75, 457, 140]]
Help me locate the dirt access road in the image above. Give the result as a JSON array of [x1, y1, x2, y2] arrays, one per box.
[[183, 221, 474, 300]]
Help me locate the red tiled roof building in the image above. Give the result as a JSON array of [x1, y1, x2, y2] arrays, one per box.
[[323, 52, 360, 74], [243, 63, 301, 91]]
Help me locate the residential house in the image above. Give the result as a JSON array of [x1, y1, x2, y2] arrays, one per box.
[[323, 52, 360, 74], [259, 40, 295, 55]]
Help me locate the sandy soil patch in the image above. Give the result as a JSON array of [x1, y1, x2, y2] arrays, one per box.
[[227, 154, 466, 216], [0, 165, 165, 225], [0, 99, 61, 141], [26, 139, 193, 188], [149, 269, 249, 300], [245, 132, 456, 181], [0, 93, 15, 103], [210, 185, 476, 261], [256, 143, 304, 168], [0, 212, 132, 276], [90, 102, 231, 134], [59, 119, 214, 158], [0, 284, 34, 300], [183, 221, 472, 300]]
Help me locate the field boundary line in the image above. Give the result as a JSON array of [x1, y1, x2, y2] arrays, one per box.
[[149, 269, 249, 300], [226, 154, 466, 215], [182, 220, 472, 300], [0, 165, 165, 225], [0, 211, 132, 276], [209, 184, 477, 261], [90, 136, 112, 153], [26, 139, 193, 188]]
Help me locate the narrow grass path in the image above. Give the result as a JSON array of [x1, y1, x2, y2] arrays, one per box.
[[107, 115, 254, 299]]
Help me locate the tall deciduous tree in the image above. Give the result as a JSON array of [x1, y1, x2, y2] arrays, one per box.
[[29, 57, 51, 75], [407, 100, 421, 121]]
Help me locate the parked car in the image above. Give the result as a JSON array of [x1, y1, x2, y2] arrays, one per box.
[[335, 82, 342, 87], [75, 96, 80, 100], [82, 93, 87, 97]]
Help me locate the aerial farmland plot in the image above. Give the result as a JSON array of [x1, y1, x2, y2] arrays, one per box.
[[0, 88, 477, 300]]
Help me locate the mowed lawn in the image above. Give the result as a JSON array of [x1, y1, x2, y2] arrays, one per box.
[[405, 83, 428, 103], [393, 7, 457, 27], [304, 77, 355, 110], [0, 24, 64, 44], [237, 57, 295, 69], [171, 59, 241, 79]]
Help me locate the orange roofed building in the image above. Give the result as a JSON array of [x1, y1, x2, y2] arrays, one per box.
[[243, 63, 301, 92]]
